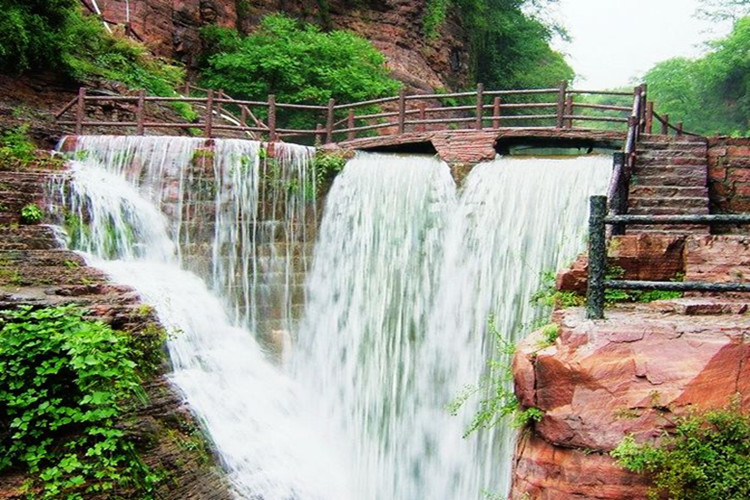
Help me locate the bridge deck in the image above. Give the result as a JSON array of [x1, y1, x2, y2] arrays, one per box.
[[332, 128, 626, 163]]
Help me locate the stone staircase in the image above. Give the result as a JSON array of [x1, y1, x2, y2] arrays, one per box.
[[628, 137, 710, 233]]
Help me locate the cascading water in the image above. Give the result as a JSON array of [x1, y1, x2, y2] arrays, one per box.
[[52, 135, 610, 499], [297, 152, 611, 499], [53, 136, 351, 499]]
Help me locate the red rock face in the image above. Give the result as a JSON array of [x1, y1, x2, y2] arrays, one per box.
[[93, 0, 469, 92], [511, 305, 750, 498]]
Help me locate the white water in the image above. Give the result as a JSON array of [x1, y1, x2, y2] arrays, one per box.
[[297, 152, 611, 499], [55, 136, 350, 499], [54, 137, 610, 499]]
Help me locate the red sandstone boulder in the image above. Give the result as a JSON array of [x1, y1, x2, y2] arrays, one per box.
[[511, 304, 750, 498]]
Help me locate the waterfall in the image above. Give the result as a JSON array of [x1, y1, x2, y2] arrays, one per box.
[[52, 136, 610, 499], [54, 136, 350, 499], [297, 152, 611, 499]]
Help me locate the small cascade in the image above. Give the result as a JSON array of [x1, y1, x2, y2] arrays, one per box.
[[54, 136, 346, 499], [297, 153, 611, 499]]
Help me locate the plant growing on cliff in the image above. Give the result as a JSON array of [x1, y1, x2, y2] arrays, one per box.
[[0, 305, 159, 498], [611, 404, 750, 500], [448, 315, 543, 436], [20, 203, 43, 224], [199, 15, 400, 131]]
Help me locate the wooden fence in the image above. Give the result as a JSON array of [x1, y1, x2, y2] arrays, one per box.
[[55, 82, 694, 144]]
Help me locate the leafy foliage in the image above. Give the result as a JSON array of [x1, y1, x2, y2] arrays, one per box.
[[644, 17, 750, 136], [612, 406, 750, 500], [199, 15, 400, 129], [0, 305, 158, 498], [20, 203, 43, 224], [0, 125, 35, 166], [448, 315, 544, 437]]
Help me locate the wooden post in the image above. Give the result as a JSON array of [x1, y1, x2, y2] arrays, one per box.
[[564, 95, 574, 129], [136, 89, 145, 135], [398, 89, 406, 135], [676, 122, 683, 137], [315, 123, 323, 146], [661, 114, 669, 135], [639, 83, 648, 132], [347, 109, 355, 141], [556, 80, 568, 128], [75, 87, 86, 136], [240, 106, 248, 128], [182, 83, 191, 96], [217, 90, 224, 117], [475, 83, 484, 130], [205, 90, 214, 138], [492, 97, 501, 129], [417, 102, 427, 132], [586, 195, 607, 320], [645, 101, 654, 135], [268, 94, 277, 142], [610, 152, 627, 235], [325, 98, 335, 144]]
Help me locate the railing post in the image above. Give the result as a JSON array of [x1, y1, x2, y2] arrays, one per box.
[[632, 85, 642, 142], [564, 95, 573, 129], [75, 87, 86, 136], [492, 97, 501, 129], [645, 101, 654, 135], [639, 83, 648, 132], [240, 106, 248, 128], [609, 152, 627, 236], [182, 83, 190, 96], [661, 114, 669, 135], [556, 80, 567, 128], [267, 94, 277, 142], [418, 102, 427, 132], [217, 90, 224, 117], [347, 109, 355, 141], [398, 88, 406, 135], [325, 98, 335, 144], [475, 83, 484, 130], [676, 122, 683, 138], [205, 90, 214, 138], [136, 89, 145, 135], [586, 195, 608, 320]]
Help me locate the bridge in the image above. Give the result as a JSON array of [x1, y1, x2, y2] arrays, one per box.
[[55, 82, 708, 232]]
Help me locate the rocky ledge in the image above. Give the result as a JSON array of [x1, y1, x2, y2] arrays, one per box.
[[510, 301, 750, 499]]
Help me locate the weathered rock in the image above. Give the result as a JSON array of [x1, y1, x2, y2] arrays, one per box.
[[511, 305, 750, 498], [685, 235, 750, 283], [608, 234, 685, 281]]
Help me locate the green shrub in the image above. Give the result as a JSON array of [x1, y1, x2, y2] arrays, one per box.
[[0, 305, 158, 498], [199, 14, 401, 130], [20, 203, 43, 224], [612, 406, 750, 500], [0, 125, 36, 168]]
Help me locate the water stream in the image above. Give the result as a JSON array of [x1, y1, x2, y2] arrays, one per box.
[[53, 138, 610, 499]]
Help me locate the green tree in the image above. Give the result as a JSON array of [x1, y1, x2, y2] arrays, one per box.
[[199, 14, 401, 129], [644, 17, 750, 136]]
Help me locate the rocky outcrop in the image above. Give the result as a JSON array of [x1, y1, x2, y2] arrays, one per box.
[[708, 137, 750, 220], [0, 165, 232, 498], [511, 303, 750, 499], [93, 0, 470, 92]]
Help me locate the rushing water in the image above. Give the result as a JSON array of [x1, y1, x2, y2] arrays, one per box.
[[297, 153, 611, 498], [53, 137, 610, 499]]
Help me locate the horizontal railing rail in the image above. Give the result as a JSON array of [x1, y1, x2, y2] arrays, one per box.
[[586, 195, 750, 319], [57, 81, 686, 144]]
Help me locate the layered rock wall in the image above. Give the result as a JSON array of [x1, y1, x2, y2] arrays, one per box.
[[93, 0, 469, 92], [708, 137, 750, 221]]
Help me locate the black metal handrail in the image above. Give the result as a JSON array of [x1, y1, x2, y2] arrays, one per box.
[[586, 195, 750, 319]]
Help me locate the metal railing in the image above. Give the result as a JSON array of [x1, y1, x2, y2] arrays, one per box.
[[586, 195, 750, 319]]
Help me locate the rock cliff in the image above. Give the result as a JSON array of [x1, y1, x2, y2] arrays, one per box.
[[93, 0, 469, 92]]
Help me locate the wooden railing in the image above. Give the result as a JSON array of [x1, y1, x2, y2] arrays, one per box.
[[585, 195, 750, 319], [57, 82, 699, 144]]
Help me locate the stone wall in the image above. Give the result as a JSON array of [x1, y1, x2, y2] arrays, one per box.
[[708, 137, 750, 219]]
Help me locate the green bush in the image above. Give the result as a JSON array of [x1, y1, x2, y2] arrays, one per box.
[[0, 125, 36, 167], [20, 203, 43, 224], [612, 406, 750, 500], [0, 305, 158, 498], [199, 14, 401, 130]]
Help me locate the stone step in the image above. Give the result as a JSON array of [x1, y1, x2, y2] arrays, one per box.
[[627, 205, 709, 216], [633, 172, 707, 188], [629, 196, 708, 210], [635, 156, 707, 167], [629, 186, 708, 199], [627, 225, 709, 235]]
